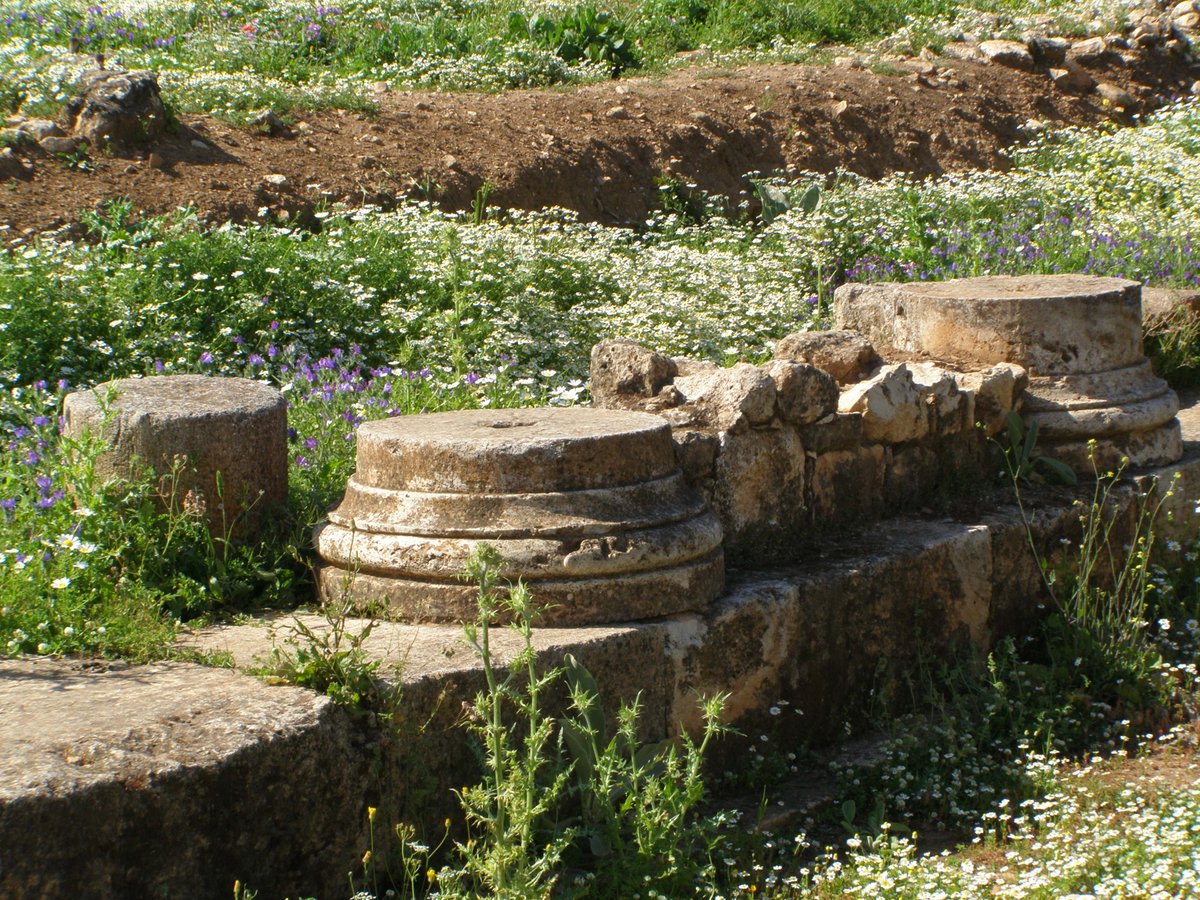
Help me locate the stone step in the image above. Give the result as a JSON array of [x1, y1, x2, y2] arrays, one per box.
[[0, 658, 361, 899]]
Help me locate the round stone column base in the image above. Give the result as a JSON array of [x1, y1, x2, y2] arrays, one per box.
[[315, 546, 725, 625], [1037, 419, 1183, 474], [63, 375, 288, 540]]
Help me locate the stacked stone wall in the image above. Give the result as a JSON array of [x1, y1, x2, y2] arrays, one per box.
[[590, 337, 1021, 567]]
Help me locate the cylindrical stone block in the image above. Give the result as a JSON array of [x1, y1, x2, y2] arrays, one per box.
[[881, 275, 1145, 376], [834, 275, 1183, 470], [314, 407, 725, 625], [63, 375, 288, 540]]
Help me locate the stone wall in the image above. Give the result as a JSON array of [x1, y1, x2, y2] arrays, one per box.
[[590, 335, 1026, 567]]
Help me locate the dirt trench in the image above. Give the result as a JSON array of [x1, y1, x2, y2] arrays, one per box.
[[1, 48, 1197, 237]]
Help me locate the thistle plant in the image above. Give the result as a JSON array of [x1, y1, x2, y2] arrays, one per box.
[[398, 545, 733, 898], [442, 544, 574, 898]]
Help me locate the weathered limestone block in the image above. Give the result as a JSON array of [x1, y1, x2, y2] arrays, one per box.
[[1143, 286, 1200, 329], [765, 360, 838, 425], [774, 329, 881, 385], [1069, 36, 1110, 63], [953, 362, 1027, 436], [589, 339, 677, 409], [837, 363, 929, 444], [809, 445, 886, 526], [1026, 35, 1069, 66], [908, 362, 971, 435], [17, 118, 63, 142], [884, 444, 940, 509], [706, 427, 807, 563], [1049, 60, 1096, 93], [0, 658, 363, 900], [63, 69, 167, 151], [979, 39, 1035, 70], [0, 148, 29, 180], [672, 428, 719, 484], [667, 363, 776, 432], [941, 42, 986, 63], [834, 275, 1182, 469], [835, 275, 1142, 374], [831, 283, 905, 350], [673, 357, 719, 377], [799, 412, 864, 454], [1095, 82, 1138, 112], [62, 375, 288, 539], [1172, 0, 1200, 33], [314, 407, 724, 624]]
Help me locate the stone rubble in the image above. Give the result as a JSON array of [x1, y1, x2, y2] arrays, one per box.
[[773, 329, 881, 385], [62, 69, 167, 152], [764, 360, 839, 426], [838, 363, 930, 444], [589, 339, 678, 409], [589, 326, 1016, 564], [0, 68, 167, 164]]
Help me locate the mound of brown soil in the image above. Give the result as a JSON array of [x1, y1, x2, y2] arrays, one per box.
[[1, 49, 1196, 238]]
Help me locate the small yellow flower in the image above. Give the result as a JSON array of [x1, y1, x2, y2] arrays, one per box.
[[368, 806, 377, 823], [427, 868, 438, 883]]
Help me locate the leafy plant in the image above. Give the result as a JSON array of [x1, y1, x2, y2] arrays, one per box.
[[268, 581, 398, 712], [754, 180, 820, 225], [509, 6, 637, 74], [406, 545, 730, 897], [1146, 304, 1200, 387], [1000, 411, 1078, 486], [440, 544, 574, 897], [560, 655, 730, 895]]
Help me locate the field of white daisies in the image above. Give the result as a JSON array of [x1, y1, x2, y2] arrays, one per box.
[[2, 0, 1200, 896]]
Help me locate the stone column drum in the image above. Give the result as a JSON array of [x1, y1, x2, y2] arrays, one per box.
[[63, 375, 288, 539], [313, 407, 725, 625], [835, 274, 1183, 470]]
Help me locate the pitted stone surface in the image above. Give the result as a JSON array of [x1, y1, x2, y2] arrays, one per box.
[[774, 329, 881, 385], [836, 275, 1143, 375], [766, 360, 838, 426], [62, 375, 288, 537], [834, 275, 1183, 469], [837, 363, 929, 444], [0, 657, 363, 899], [316, 406, 724, 624], [352, 407, 676, 493], [589, 339, 678, 409], [668, 363, 777, 432], [64, 69, 167, 151]]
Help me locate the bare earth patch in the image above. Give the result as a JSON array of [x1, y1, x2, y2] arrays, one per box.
[[1, 50, 1195, 237]]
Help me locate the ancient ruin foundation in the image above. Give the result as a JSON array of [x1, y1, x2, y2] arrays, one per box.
[[14, 275, 1200, 899], [835, 274, 1183, 470], [313, 407, 725, 624]]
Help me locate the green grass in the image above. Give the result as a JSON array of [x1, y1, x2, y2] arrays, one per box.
[[0, 0, 1140, 121], [3, 99, 1198, 401]]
